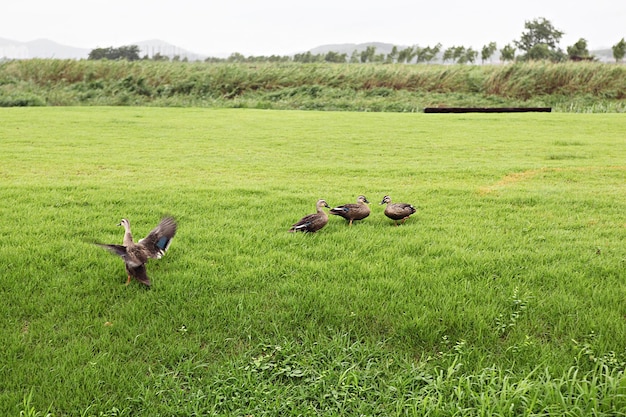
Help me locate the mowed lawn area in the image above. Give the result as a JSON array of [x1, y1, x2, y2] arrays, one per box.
[[1, 107, 625, 416]]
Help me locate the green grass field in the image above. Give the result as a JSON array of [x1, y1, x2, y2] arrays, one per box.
[[1, 107, 625, 416]]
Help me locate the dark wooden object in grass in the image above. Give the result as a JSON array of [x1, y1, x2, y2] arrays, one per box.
[[424, 107, 552, 113]]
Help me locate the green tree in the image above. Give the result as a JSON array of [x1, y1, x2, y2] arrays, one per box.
[[612, 38, 626, 63], [567, 38, 590, 59], [294, 51, 323, 63], [360, 46, 377, 63], [118, 45, 141, 60], [151, 52, 169, 61], [515, 17, 565, 61], [452, 46, 466, 63], [88, 47, 108, 60], [267, 55, 288, 63], [457, 48, 478, 64], [88, 45, 140, 61], [500, 44, 516, 62], [481, 42, 497, 63], [528, 43, 551, 60], [397, 46, 415, 63], [416, 44, 442, 64], [227, 52, 246, 63], [324, 51, 347, 63], [349, 50, 360, 63], [443, 46, 468, 63], [443, 46, 462, 63], [386, 46, 398, 63]]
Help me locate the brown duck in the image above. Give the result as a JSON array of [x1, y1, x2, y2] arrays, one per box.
[[96, 217, 177, 286], [329, 195, 371, 226], [289, 199, 330, 233], [380, 195, 416, 226]]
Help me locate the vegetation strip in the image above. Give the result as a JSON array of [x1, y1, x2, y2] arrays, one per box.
[[1, 60, 624, 112]]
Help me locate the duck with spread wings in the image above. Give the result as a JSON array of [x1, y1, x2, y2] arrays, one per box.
[[96, 216, 177, 287]]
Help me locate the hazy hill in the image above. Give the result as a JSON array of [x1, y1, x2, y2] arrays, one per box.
[[592, 49, 616, 62], [133, 39, 207, 60], [0, 37, 616, 62], [0, 38, 206, 60], [0, 38, 90, 59]]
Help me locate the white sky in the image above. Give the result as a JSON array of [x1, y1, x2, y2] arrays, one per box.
[[2, 0, 624, 55]]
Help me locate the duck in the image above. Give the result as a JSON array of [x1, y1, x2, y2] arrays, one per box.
[[96, 216, 177, 287], [380, 195, 416, 226], [329, 195, 371, 226], [289, 199, 330, 233]]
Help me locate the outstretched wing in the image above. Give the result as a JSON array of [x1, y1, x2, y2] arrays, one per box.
[[96, 243, 127, 258], [138, 217, 177, 259]]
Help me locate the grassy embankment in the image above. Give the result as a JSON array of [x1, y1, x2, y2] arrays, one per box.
[[1, 107, 625, 415], [0, 59, 625, 112]]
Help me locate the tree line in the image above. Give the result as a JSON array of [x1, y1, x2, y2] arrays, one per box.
[[89, 18, 626, 64]]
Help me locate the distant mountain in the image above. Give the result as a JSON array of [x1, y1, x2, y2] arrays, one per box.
[[133, 39, 207, 60], [0, 37, 615, 62], [0, 38, 207, 60], [592, 49, 615, 62], [0, 37, 90, 59]]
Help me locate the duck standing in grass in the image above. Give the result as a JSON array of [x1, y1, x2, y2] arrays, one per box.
[[329, 195, 371, 226], [96, 217, 177, 287], [289, 199, 330, 233], [380, 195, 416, 226]]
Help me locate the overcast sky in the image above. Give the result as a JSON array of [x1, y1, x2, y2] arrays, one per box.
[[3, 0, 624, 56]]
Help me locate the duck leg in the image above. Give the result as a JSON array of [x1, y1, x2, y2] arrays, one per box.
[[125, 275, 132, 285]]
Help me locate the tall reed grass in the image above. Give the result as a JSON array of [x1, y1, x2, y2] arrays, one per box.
[[1, 60, 624, 111]]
